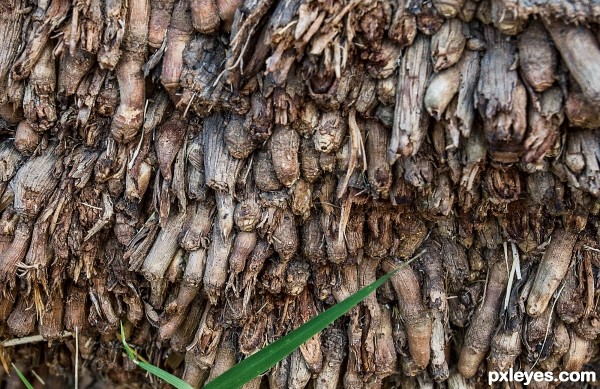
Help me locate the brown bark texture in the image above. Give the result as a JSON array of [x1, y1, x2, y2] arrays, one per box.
[[1, 0, 600, 388]]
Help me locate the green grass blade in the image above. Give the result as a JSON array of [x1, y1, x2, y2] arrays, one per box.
[[205, 261, 412, 389], [120, 323, 193, 389], [11, 363, 34, 389], [135, 360, 194, 389]]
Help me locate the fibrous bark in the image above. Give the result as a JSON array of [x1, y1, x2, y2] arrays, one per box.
[[2, 1, 600, 388]]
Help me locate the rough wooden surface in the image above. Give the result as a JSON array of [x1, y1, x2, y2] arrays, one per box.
[[2, 1, 600, 388]]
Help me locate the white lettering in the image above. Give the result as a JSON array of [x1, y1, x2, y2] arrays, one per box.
[[488, 370, 596, 385]]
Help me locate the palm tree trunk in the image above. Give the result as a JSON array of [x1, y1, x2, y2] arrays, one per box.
[[1, 0, 600, 387]]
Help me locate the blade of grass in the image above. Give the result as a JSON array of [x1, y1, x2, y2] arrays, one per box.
[[75, 326, 79, 389], [205, 259, 415, 389], [11, 363, 33, 389], [120, 323, 193, 389]]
